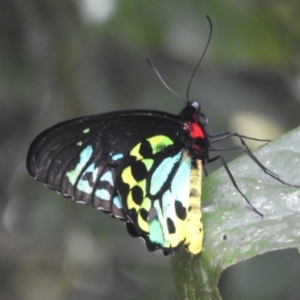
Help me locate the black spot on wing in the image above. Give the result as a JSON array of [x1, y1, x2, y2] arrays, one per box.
[[131, 160, 148, 182], [131, 186, 144, 205], [167, 218, 176, 234], [140, 208, 148, 222], [175, 200, 187, 220], [139, 140, 153, 158]]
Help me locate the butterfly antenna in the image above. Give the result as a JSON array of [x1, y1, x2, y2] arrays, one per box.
[[186, 15, 213, 102], [146, 59, 185, 102]]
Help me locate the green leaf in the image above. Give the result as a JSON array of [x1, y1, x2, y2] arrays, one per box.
[[172, 126, 300, 300]]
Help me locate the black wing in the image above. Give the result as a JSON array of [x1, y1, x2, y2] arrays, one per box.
[[27, 110, 187, 218]]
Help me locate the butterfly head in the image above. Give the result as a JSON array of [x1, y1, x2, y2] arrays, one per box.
[[179, 101, 208, 127]]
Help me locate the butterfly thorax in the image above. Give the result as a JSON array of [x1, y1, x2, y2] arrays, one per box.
[[180, 102, 210, 164]]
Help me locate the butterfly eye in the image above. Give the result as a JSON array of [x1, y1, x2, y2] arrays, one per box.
[[191, 101, 201, 114]]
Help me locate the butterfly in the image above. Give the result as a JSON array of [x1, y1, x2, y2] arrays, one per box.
[[27, 101, 209, 255], [29, 92, 299, 255], [26, 17, 299, 255]]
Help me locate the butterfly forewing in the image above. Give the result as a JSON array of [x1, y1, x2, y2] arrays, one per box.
[[27, 111, 185, 215]]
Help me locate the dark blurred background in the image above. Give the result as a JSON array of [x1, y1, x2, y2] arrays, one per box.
[[1, 1, 300, 299]]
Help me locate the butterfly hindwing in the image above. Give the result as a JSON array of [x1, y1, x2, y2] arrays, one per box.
[[118, 135, 203, 254]]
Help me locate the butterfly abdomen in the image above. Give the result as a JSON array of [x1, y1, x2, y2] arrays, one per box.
[[183, 159, 203, 254]]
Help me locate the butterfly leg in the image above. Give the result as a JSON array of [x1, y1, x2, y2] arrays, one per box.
[[225, 136, 300, 188], [208, 132, 300, 216], [204, 152, 263, 217], [208, 131, 270, 144], [208, 154, 263, 217], [206, 153, 263, 216], [209, 130, 300, 188]]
